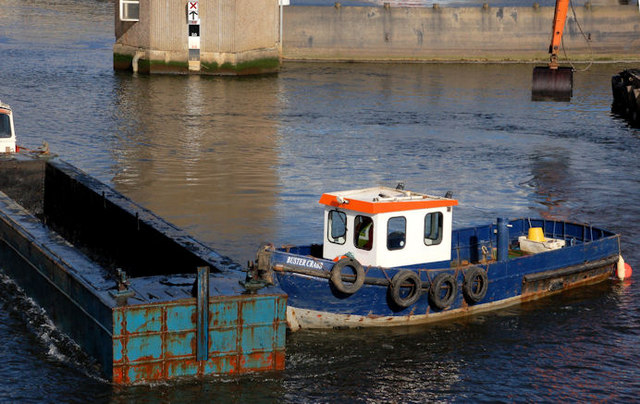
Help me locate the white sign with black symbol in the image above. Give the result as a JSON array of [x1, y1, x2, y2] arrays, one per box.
[[187, 1, 200, 25]]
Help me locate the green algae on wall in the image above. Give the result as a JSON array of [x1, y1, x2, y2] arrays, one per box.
[[113, 53, 133, 71], [202, 58, 280, 75], [113, 53, 279, 75]]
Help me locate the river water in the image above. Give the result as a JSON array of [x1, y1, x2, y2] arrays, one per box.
[[1, 0, 639, 401]]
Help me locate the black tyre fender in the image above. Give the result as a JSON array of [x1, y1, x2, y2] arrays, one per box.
[[463, 266, 489, 304], [330, 257, 365, 294], [429, 272, 458, 310], [389, 270, 422, 308]]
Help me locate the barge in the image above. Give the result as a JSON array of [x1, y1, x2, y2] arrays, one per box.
[[250, 186, 631, 330], [0, 156, 287, 384], [0, 104, 286, 384]]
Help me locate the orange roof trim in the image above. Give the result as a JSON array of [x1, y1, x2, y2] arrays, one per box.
[[319, 193, 458, 214]]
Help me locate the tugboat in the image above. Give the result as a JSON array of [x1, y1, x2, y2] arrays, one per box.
[[250, 185, 632, 330]]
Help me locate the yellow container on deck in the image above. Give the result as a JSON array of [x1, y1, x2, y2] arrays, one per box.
[[528, 227, 546, 242]]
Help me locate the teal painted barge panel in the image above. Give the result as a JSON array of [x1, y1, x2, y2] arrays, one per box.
[[166, 305, 196, 331], [241, 324, 275, 352], [241, 297, 276, 325], [165, 331, 196, 358], [124, 307, 164, 334], [113, 339, 123, 363], [209, 329, 237, 354], [125, 334, 164, 362], [211, 300, 239, 327], [168, 360, 200, 377], [203, 355, 236, 374]]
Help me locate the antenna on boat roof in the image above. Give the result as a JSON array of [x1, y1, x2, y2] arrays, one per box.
[[395, 182, 405, 190]]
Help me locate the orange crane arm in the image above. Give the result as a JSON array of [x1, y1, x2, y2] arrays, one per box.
[[548, 0, 570, 69]]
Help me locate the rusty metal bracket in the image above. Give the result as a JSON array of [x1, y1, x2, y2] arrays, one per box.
[[109, 268, 135, 298], [255, 243, 275, 284]]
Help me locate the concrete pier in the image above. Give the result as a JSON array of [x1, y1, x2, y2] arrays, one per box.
[[282, 4, 640, 63], [114, 0, 281, 75]]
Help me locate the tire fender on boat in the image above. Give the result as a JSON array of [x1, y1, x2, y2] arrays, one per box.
[[462, 266, 489, 304], [429, 272, 458, 310], [330, 257, 365, 294], [389, 270, 422, 308]]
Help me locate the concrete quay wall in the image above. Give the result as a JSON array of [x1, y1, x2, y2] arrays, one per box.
[[282, 5, 640, 62]]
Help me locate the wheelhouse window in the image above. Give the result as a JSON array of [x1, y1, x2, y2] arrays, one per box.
[[354, 215, 373, 251], [328, 210, 346, 244], [424, 212, 443, 245], [120, 0, 140, 21], [387, 216, 406, 250], [0, 115, 11, 138]]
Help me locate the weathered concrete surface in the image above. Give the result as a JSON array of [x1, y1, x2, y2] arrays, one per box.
[[282, 5, 640, 62], [114, 0, 280, 75]]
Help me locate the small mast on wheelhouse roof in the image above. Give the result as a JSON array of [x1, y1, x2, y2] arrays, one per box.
[[319, 186, 458, 268]]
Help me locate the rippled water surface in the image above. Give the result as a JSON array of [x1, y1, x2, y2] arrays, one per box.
[[1, 0, 639, 401]]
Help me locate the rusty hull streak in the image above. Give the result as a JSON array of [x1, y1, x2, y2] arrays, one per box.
[[521, 263, 614, 302]]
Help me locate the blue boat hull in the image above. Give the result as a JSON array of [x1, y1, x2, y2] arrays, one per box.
[[259, 219, 620, 329]]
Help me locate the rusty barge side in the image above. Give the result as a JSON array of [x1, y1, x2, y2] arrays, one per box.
[[0, 157, 286, 384]]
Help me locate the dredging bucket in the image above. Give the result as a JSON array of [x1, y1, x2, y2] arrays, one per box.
[[532, 66, 573, 101]]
